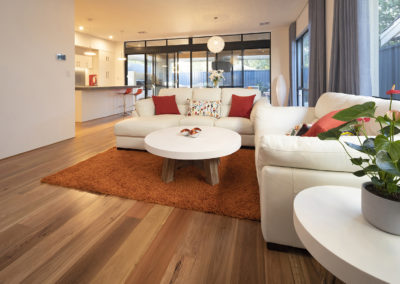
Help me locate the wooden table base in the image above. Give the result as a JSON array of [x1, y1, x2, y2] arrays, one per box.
[[161, 158, 220, 185]]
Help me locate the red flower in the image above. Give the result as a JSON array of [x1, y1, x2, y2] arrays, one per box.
[[357, 117, 371, 122], [386, 84, 400, 95]]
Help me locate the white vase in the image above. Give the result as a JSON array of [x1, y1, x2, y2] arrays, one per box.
[[276, 75, 287, 106], [362, 182, 400, 235]]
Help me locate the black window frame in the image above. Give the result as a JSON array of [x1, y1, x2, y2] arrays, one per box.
[[124, 32, 271, 98]]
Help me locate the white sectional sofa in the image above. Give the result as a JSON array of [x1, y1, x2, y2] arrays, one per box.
[[254, 92, 400, 248], [114, 88, 266, 149]]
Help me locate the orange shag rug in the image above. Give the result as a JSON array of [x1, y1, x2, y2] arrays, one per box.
[[41, 148, 260, 220]]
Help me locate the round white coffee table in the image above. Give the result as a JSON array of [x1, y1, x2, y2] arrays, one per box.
[[293, 186, 400, 284], [144, 126, 241, 185]]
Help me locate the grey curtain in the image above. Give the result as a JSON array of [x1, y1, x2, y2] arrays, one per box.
[[308, 0, 326, 107], [288, 22, 297, 106], [329, 0, 359, 95]]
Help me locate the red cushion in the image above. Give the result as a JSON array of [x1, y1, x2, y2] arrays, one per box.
[[302, 109, 345, 137], [228, 94, 256, 118], [152, 95, 180, 115]]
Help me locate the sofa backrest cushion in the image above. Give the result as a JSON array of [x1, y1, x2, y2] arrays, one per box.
[[136, 98, 155, 117], [221, 88, 261, 117], [192, 88, 221, 101], [158, 88, 193, 114], [315, 92, 400, 135]]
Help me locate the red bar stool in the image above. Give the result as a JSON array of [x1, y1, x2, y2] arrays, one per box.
[[132, 88, 143, 109], [117, 88, 133, 116]]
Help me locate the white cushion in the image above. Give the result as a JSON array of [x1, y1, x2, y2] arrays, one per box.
[[179, 116, 216, 126], [135, 98, 155, 117], [214, 117, 253, 135], [114, 115, 183, 137], [158, 88, 192, 115], [192, 88, 221, 101], [257, 134, 368, 173], [221, 88, 261, 117]]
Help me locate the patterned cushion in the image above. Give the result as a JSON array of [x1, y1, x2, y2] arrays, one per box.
[[187, 99, 221, 119]]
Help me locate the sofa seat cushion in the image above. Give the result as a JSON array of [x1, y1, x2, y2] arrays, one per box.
[[215, 117, 254, 135], [114, 115, 183, 137], [179, 116, 216, 126], [257, 135, 367, 173]]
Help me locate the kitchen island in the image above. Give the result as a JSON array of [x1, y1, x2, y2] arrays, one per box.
[[75, 86, 142, 122]]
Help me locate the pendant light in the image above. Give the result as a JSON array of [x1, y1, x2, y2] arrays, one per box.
[[207, 36, 225, 53]]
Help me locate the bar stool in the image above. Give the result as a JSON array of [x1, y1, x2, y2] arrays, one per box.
[[118, 88, 133, 116], [132, 88, 143, 109]]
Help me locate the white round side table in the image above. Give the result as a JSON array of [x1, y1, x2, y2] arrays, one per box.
[[293, 186, 400, 284]]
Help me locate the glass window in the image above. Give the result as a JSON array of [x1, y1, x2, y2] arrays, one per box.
[[233, 50, 243, 86], [243, 49, 271, 99], [125, 41, 145, 48], [146, 54, 153, 97], [146, 40, 167, 47], [207, 52, 216, 86], [168, 38, 189, 46], [296, 30, 310, 106], [178, 51, 191, 87], [378, 0, 400, 99], [192, 51, 208, 87], [193, 37, 210, 44], [168, 53, 178, 88], [213, 50, 233, 86], [220, 35, 241, 42], [127, 54, 145, 87], [243, 33, 270, 41]]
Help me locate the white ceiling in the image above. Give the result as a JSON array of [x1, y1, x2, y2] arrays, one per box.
[[75, 0, 307, 42]]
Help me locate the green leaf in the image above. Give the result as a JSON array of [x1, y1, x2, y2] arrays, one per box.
[[345, 141, 376, 155], [363, 164, 379, 172], [332, 102, 376, 122], [374, 135, 400, 161], [317, 121, 355, 140], [353, 170, 366, 177], [371, 176, 385, 188], [387, 183, 398, 193], [376, 150, 400, 176], [380, 125, 400, 137], [363, 138, 376, 155], [350, 158, 363, 165], [376, 116, 391, 126]]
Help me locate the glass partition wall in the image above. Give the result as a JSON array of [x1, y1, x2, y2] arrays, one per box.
[[125, 33, 271, 98]]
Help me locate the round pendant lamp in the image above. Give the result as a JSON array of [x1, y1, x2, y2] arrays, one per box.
[[207, 36, 225, 53]]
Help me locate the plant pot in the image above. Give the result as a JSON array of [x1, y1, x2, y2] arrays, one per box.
[[361, 182, 400, 235]]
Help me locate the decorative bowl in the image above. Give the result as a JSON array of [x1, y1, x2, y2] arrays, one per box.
[[180, 128, 190, 136], [189, 128, 200, 138]]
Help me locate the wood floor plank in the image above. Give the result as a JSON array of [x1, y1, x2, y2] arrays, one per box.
[[20, 197, 134, 284], [90, 204, 173, 284], [0, 196, 123, 283], [125, 208, 194, 284]]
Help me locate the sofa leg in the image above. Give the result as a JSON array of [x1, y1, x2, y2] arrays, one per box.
[[266, 242, 309, 255]]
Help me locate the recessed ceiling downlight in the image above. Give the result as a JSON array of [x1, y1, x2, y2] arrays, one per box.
[[138, 31, 147, 34], [78, 26, 84, 31], [259, 21, 270, 26]]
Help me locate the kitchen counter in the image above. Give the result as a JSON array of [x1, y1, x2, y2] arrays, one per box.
[[75, 85, 138, 90], [75, 86, 145, 122]]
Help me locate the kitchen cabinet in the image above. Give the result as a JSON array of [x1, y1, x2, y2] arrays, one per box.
[[75, 55, 93, 69], [98, 50, 115, 86]]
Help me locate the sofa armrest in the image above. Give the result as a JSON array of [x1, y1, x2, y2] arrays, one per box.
[[136, 98, 155, 117], [250, 98, 271, 122], [256, 135, 368, 176]]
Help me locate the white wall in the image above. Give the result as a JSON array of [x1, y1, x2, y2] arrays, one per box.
[[296, 4, 309, 37], [114, 42, 126, 85], [270, 27, 290, 106], [0, 0, 75, 160]]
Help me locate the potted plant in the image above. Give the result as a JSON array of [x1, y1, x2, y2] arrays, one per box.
[[209, 69, 224, 88], [318, 85, 400, 235]]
